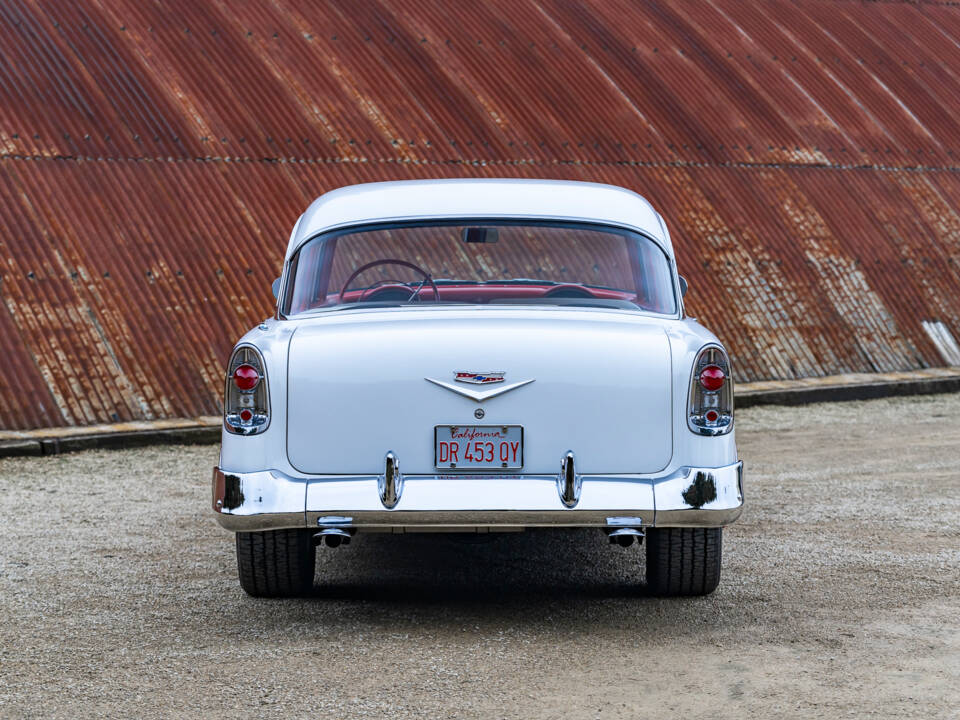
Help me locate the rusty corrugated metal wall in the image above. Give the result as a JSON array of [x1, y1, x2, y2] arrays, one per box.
[[1, 0, 959, 430]]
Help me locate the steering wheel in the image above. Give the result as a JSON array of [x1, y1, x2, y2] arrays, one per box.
[[358, 282, 416, 302], [340, 259, 440, 303]]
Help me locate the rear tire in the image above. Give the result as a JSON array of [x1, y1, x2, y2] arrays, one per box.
[[236, 529, 316, 597], [645, 527, 722, 596]]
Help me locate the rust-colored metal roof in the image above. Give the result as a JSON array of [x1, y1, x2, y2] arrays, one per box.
[[1, 0, 960, 429]]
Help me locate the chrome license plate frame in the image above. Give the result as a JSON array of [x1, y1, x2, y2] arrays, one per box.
[[434, 425, 524, 469]]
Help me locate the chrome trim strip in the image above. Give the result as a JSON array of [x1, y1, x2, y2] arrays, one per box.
[[212, 462, 743, 532], [424, 377, 535, 402]]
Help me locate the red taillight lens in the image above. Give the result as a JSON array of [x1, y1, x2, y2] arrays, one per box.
[[233, 364, 259, 391], [699, 365, 725, 392]]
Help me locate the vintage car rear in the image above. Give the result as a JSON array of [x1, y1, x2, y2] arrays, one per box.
[[213, 179, 743, 597]]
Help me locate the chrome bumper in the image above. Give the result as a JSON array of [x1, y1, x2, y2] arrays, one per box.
[[212, 462, 743, 532]]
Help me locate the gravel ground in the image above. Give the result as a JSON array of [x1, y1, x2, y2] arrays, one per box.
[[1, 393, 958, 719]]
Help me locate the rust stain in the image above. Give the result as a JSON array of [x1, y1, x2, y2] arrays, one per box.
[[1, 0, 960, 429]]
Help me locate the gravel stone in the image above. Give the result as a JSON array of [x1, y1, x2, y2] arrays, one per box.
[[1, 393, 958, 718]]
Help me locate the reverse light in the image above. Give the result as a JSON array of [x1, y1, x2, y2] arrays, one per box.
[[688, 346, 733, 436], [224, 346, 270, 435]]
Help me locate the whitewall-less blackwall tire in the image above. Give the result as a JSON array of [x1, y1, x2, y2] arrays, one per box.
[[235, 529, 316, 597], [645, 527, 722, 596]]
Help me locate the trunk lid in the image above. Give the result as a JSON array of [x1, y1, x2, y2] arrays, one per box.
[[286, 310, 673, 474]]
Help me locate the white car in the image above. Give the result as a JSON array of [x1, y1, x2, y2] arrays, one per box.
[[212, 179, 743, 597]]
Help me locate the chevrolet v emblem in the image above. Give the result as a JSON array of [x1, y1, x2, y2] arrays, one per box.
[[424, 376, 535, 402]]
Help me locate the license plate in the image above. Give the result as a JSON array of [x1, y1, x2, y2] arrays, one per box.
[[434, 425, 523, 469]]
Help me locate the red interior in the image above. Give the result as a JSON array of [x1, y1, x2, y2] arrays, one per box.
[[288, 230, 676, 314], [319, 283, 639, 307]]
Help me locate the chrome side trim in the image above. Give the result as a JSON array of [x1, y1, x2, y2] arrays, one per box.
[[212, 462, 743, 532]]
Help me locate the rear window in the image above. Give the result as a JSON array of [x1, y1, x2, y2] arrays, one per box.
[[283, 221, 677, 316]]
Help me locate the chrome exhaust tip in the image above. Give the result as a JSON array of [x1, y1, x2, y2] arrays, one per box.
[[314, 528, 352, 547], [608, 527, 644, 547]]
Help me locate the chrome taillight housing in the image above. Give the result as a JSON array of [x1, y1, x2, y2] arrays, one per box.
[[688, 345, 733, 436], [224, 345, 270, 435]]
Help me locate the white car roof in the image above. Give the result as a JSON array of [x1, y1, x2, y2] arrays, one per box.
[[286, 179, 670, 259]]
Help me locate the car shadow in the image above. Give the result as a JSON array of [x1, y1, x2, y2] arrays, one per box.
[[308, 529, 650, 603], [222, 529, 737, 640]]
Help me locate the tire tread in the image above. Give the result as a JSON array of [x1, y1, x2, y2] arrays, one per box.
[[236, 529, 315, 597], [645, 527, 722, 596]]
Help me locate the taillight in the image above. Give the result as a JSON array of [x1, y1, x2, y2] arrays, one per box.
[[699, 365, 725, 391], [224, 346, 270, 435], [688, 346, 733, 436], [233, 364, 260, 391]]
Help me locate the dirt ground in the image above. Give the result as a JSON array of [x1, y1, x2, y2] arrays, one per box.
[[1, 393, 958, 719]]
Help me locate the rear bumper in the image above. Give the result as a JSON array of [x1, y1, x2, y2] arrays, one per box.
[[212, 461, 743, 532]]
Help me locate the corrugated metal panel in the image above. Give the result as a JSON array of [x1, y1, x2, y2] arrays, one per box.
[[1, 0, 960, 430]]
